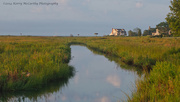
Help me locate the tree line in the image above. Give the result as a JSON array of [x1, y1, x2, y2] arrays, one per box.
[[128, 28, 142, 37], [128, 22, 171, 37], [128, 0, 180, 37]]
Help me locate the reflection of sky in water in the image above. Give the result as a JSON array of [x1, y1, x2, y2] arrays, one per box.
[[3, 45, 139, 102], [60, 45, 138, 102]]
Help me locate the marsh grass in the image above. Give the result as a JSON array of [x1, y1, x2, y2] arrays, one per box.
[[129, 62, 180, 102], [0, 36, 74, 91]]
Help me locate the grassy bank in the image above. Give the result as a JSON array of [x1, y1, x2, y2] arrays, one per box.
[[0, 36, 74, 91]]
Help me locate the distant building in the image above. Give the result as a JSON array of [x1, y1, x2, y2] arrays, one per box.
[[150, 26, 171, 36], [152, 29, 160, 36], [109, 28, 127, 36]]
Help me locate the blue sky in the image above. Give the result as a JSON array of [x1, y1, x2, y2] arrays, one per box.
[[0, 0, 171, 36]]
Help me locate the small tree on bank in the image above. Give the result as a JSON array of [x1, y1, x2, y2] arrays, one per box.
[[70, 34, 73, 37], [94, 33, 98, 36]]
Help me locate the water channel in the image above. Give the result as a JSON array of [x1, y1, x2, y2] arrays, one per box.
[[0, 45, 142, 102]]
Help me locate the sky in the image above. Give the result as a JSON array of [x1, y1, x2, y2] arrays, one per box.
[[0, 0, 171, 36]]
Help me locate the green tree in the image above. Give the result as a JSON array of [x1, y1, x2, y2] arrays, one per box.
[[143, 27, 156, 36], [128, 30, 133, 36], [133, 28, 140, 36], [94, 33, 98, 36], [156, 22, 170, 37], [138, 28, 142, 37], [166, 0, 180, 36], [128, 28, 141, 36], [143, 30, 150, 36]]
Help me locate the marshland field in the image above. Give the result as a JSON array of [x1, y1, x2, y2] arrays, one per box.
[[0, 36, 179, 102]]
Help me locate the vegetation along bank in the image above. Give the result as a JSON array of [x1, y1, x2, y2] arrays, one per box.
[[0, 36, 74, 91]]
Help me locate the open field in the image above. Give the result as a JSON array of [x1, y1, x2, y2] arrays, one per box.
[[0, 36, 179, 101]]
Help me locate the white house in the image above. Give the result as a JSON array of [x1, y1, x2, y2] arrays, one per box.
[[109, 28, 127, 36], [152, 29, 160, 36]]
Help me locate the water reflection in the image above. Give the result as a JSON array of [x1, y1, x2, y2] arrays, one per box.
[[63, 45, 140, 102], [87, 45, 143, 76], [106, 75, 121, 88], [0, 45, 142, 102], [95, 96, 111, 102]]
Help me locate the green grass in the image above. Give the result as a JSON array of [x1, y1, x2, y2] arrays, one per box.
[[0, 36, 74, 91], [0, 36, 180, 101], [129, 62, 180, 102]]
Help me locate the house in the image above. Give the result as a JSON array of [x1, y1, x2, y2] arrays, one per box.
[[109, 28, 127, 36], [150, 26, 171, 36], [152, 29, 160, 36]]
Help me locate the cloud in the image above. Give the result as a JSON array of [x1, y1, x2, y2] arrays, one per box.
[[106, 75, 121, 88], [136, 1, 143, 8]]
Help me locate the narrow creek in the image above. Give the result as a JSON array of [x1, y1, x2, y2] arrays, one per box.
[[0, 45, 141, 102]]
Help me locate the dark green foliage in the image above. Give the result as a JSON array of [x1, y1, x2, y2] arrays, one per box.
[[157, 22, 170, 36], [128, 30, 133, 36], [143, 28, 156, 36], [134, 56, 156, 71], [138, 29, 142, 37], [166, 0, 180, 36], [128, 28, 141, 36], [168, 47, 180, 54], [157, 22, 169, 28]]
